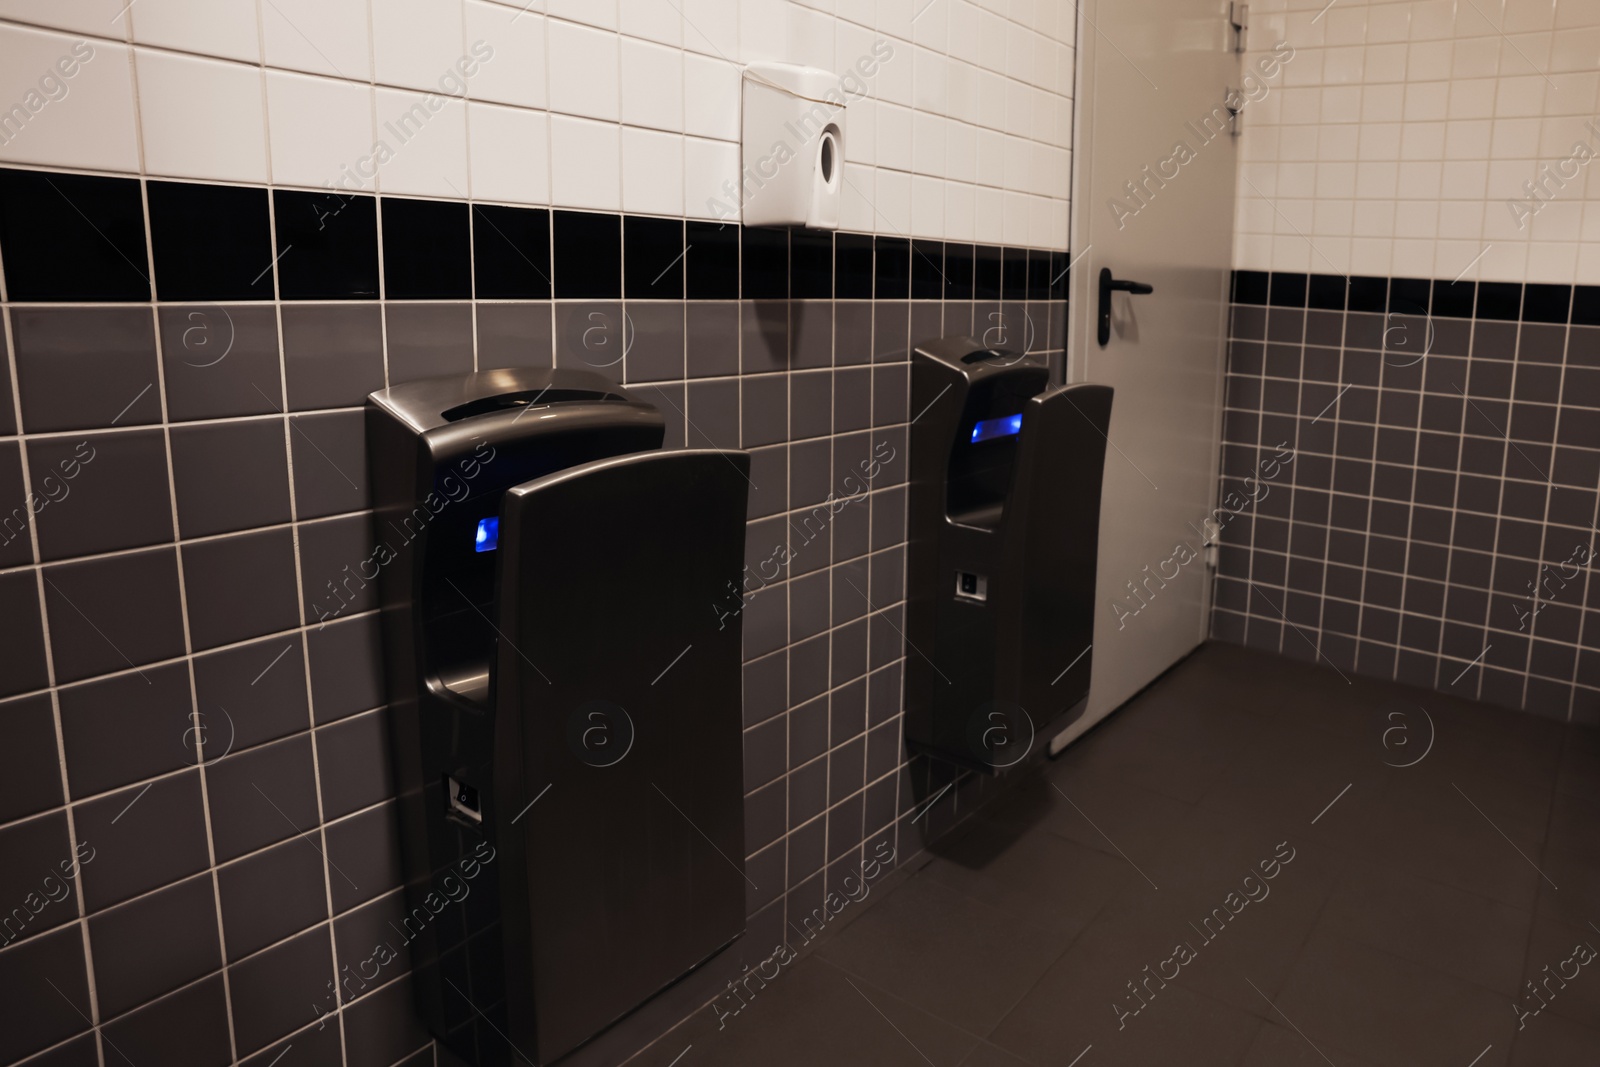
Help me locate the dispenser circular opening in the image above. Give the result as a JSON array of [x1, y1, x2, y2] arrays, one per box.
[[819, 129, 837, 185]]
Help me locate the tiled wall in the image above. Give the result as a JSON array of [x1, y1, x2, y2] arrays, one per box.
[[0, 159, 1068, 1067], [0, 0, 1074, 248], [1235, 0, 1600, 284], [0, 2, 1075, 1064], [1214, 268, 1600, 724]]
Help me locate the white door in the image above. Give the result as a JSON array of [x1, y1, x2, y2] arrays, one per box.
[[1054, 0, 1242, 746]]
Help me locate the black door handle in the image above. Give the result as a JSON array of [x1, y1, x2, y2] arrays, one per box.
[[1098, 267, 1155, 346]]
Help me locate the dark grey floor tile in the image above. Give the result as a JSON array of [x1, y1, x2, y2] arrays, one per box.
[[1318, 861, 1532, 997], [986, 941, 1262, 1067], [1272, 926, 1514, 1067], [647, 956, 978, 1067], [88, 871, 221, 1019], [1519, 910, 1600, 1031], [1508, 1009, 1600, 1065], [921, 818, 1137, 942], [814, 872, 1072, 1035], [1240, 1021, 1384, 1067], [956, 1040, 1034, 1066]]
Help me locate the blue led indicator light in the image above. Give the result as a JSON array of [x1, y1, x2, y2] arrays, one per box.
[[475, 517, 499, 553], [970, 413, 1024, 444]]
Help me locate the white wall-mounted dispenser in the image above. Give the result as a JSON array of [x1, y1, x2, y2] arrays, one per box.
[[740, 63, 845, 230]]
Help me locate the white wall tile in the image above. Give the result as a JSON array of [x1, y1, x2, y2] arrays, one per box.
[[622, 126, 683, 214], [620, 0, 682, 46], [684, 134, 737, 218], [683, 54, 736, 140], [262, 0, 371, 80], [550, 114, 621, 208], [469, 101, 549, 203], [547, 21, 619, 120], [0, 0, 131, 37], [266, 70, 375, 190], [131, 0, 258, 62], [136, 49, 267, 182], [622, 38, 683, 131], [549, 0, 617, 30], [373, 86, 469, 196], [373, 0, 467, 92], [0, 25, 139, 172], [466, 1, 548, 109], [683, 0, 737, 59]]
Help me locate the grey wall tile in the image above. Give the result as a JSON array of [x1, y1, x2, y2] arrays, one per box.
[[170, 420, 292, 537], [87, 872, 221, 1018], [229, 925, 334, 1054], [75, 769, 210, 912], [12, 307, 161, 432], [315, 708, 393, 820], [43, 548, 186, 685], [743, 300, 789, 372], [476, 301, 553, 370], [59, 661, 194, 799], [0, 810, 76, 945], [624, 301, 685, 382], [554, 301, 625, 373], [160, 304, 283, 421], [183, 528, 301, 650], [384, 302, 473, 384], [99, 973, 231, 1065], [686, 301, 738, 377], [307, 613, 384, 723], [207, 732, 321, 862], [282, 303, 385, 410], [0, 693, 63, 823], [0, 924, 92, 1063], [192, 636, 309, 753], [218, 835, 330, 961], [289, 410, 369, 520], [298, 513, 377, 624], [30, 430, 171, 560], [0, 439, 32, 567]]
